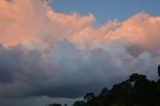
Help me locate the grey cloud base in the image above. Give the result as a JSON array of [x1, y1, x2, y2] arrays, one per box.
[[0, 40, 158, 99]]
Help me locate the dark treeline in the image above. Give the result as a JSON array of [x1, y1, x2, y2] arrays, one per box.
[[48, 65, 160, 106]]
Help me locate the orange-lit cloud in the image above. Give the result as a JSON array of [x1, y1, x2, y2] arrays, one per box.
[[69, 12, 160, 52], [0, 0, 95, 47], [1, 0, 160, 54]]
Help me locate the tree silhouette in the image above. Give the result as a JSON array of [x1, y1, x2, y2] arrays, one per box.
[[99, 87, 109, 97], [158, 65, 160, 77], [73, 101, 85, 106], [72, 65, 160, 106], [84, 92, 95, 103], [48, 103, 61, 106], [49, 65, 160, 106]]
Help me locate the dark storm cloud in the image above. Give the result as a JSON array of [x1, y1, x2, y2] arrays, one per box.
[[5, 0, 13, 2], [0, 40, 158, 99], [126, 45, 145, 58], [0, 45, 20, 83], [0, 45, 43, 84]]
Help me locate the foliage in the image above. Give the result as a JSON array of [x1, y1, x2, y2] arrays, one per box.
[[48, 103, 62, 106], [48, 65, 160, 106], [73, 65, 160, 106]]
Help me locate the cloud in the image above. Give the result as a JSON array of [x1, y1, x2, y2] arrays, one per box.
[[0, 0, 95, 47], [0, 41, 157, 99], [0, 0, 160, 101], [69, 12, 160, 53]]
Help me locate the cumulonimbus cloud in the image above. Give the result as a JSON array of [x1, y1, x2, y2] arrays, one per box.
[[0, 0, 160, 99]]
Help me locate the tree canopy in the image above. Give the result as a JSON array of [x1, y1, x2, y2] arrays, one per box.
[[48, 65, 160, 106]]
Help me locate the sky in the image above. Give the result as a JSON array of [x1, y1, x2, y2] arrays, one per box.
[[0, 0, 160, 106], [51, 0, 160, 24]]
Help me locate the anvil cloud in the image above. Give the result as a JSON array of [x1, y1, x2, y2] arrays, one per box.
[[0, 0, 160, 101]]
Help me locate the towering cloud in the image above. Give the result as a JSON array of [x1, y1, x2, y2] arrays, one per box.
[[0, 0, 160, 100], [0, 0, 95, 48]]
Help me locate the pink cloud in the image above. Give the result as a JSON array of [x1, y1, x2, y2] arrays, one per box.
[[68, 12, 160, 53], [1, 0, 160, 54], [0, 0, 95, 48]]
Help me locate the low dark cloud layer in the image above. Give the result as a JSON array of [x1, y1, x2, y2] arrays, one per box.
[[0, 40, 158, 99]]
